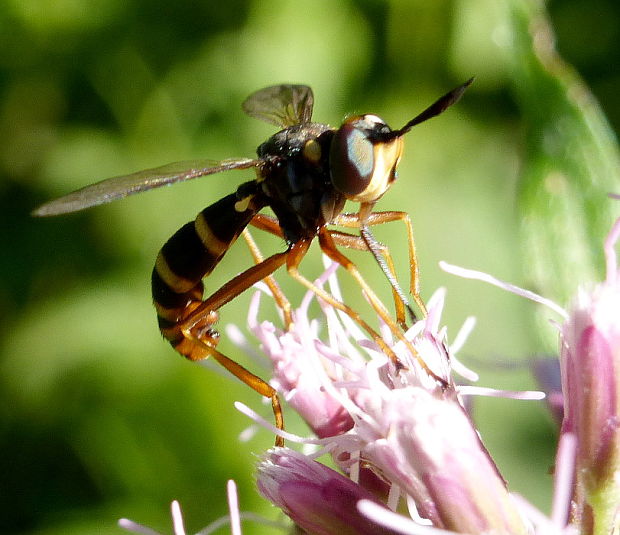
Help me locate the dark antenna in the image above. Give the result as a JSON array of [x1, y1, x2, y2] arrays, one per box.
[[388, 77, 474, 138]]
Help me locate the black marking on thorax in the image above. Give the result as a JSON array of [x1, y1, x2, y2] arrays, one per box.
[[257, 122, 345, 243]]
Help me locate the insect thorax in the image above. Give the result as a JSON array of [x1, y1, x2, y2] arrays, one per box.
[[257, 122, 346, 244]]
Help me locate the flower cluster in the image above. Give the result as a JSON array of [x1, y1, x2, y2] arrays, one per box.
[[120, 218, 619, 534], [244, 266, 532, 535]]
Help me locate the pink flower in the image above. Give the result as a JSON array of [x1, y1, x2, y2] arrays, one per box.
[[247, 268, 532, 534], [357, 387, 527, 533], [559, 218, 620, 532], [247, 270, 354, 439], [257, 447, 399, 535], [442, 216, 620, 534], [120, 216, 620, 534]]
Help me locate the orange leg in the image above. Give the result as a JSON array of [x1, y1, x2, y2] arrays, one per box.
[[282, 237, 409, 370], [242, 227, 293, 329], [328, 229, 409, 329], [249, 213, 284, 237], [178, 249, 289, 446], [333, 210, 428, 319], [251, 213, 409, 326], [250, 217, 444, 380], [250, 215, 422, 370], [317, 227, 444, 383]]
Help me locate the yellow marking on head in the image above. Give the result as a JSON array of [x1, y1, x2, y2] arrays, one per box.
[[348, 137, 404, 203], [194, 211, 229, 257], [303, 139, 322, 163], [155, 252, 196, 293]]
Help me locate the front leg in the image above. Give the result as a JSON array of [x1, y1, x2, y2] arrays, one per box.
[[328, 229, 410, 329]]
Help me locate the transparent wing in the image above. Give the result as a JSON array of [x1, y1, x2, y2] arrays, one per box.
[[242, 84, 314, 127], [33, 158, 260, 216]]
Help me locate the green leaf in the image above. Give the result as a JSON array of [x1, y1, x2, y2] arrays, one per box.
[[505, 0, 620, 306]]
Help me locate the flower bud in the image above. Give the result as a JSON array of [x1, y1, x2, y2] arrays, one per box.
[[559, 218, 620, 532], [257, 448, 398, 535]]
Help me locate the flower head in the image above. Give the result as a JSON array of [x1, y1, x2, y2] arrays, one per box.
[[248, 267, 532, 534]]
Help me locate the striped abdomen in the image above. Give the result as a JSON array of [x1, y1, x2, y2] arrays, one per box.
[[152, 192, 260, 361]]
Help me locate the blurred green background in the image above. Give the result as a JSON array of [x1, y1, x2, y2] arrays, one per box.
[[2, 0, 619, 533]]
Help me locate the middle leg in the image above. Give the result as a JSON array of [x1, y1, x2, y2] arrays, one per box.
[[333, 210, 428, 319]]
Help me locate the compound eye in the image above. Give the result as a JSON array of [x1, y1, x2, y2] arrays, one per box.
[[330, 115, 403, 203], [330, 117, 375, 197]]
